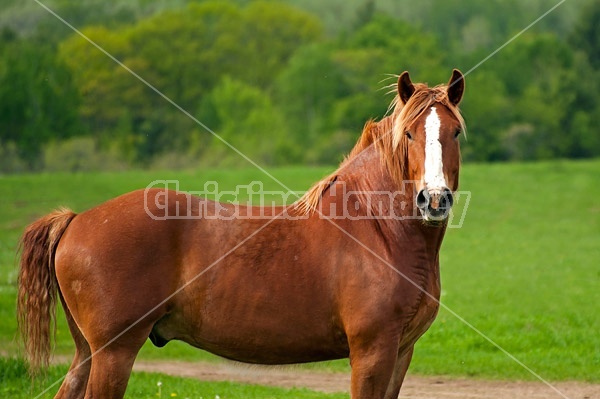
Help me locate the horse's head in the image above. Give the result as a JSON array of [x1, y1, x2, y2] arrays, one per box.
[[395, 70, 465, 223]]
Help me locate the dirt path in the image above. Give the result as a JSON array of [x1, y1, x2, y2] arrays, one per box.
[[133, 360, 600, 399]]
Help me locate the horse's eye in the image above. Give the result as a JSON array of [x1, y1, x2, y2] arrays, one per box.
[[454, 130, 461, 139], [405, 131, 413, 140]]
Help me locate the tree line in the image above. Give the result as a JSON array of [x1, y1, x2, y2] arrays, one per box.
[[0, 0, 598, 172]]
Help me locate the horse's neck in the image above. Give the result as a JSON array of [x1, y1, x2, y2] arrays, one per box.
[[339, 145, 447, 253], [340, 145, 413, 215]]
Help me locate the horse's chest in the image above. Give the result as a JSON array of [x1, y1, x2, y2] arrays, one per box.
[[401, 271, 441, 345], [410, 291, 439, 332]]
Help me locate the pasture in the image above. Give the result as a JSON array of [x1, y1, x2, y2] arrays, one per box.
[[1, 159, 599, 397]]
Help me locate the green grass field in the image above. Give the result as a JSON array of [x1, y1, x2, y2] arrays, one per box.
[[1, 160, 599, 396], [0, 357, 347, 398]]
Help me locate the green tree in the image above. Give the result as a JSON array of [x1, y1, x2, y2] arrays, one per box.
[[276, 14, 448, 163], [458, 71, 511, 162], [329, 15, 446, 132], [203, 76, 289, 166], [241, 1, 323, 88], [484, 32, 600, 160], [569, 0, 600, 68], [0, 31, 81, 167], [58, 1, 321, 163], [4, 0, 593, 168], [352, 0, 376, 30], [58, 26, 150, 160], [275, 44, 349, 149]]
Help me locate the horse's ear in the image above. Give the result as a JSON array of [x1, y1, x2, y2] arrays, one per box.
[[447, 69, 465, 106], [397, 71, 415, 104]]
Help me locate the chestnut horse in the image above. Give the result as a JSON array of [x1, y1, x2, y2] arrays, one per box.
[[18, 70, 465, 398]]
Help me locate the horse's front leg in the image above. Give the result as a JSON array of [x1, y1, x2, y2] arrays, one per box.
[[384, 345, 414, 399], [348, 333, 399, 399]]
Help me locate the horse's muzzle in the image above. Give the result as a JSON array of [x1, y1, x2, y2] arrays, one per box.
[[416, 187, 454, 222]]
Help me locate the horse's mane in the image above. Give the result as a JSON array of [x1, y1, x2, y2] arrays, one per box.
[[295, 82, 465, 214]]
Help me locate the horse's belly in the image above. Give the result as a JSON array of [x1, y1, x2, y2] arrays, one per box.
[[155, 313, 349, 364], [153, 288, 350, 364], [197, 335, 349, 365]]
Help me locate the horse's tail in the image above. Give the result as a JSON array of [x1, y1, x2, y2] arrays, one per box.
[[17, 208, 77, 373]]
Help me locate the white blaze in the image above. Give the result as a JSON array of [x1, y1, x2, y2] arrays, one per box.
[[423, 107, 446, 189]]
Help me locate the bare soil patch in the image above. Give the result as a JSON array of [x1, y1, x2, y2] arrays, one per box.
[[133, 360, 600, 398]]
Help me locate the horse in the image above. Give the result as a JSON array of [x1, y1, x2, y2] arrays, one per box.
[[18, 69, 465, 399]]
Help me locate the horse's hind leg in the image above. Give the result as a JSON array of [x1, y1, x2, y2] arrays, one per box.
[[83, 326, 150, 398], [84, 346, 139, 398], [55, 295, 92, 399], [56, 288, 151, 398]]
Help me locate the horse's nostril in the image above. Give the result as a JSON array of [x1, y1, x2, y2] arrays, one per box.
[[416, 189, 430, 210], [440, 189, 454, 210]]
